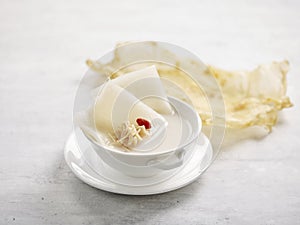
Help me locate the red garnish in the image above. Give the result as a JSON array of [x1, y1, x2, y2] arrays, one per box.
[[136, 118, 151, 130]]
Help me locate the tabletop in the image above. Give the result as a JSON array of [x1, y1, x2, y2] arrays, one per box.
[[1, 0, 300, 224]]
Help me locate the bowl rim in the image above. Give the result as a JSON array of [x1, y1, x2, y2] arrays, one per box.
[[84, 96, 202, 156]]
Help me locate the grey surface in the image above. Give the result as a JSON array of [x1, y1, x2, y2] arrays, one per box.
[[1, 0, 300, 224]]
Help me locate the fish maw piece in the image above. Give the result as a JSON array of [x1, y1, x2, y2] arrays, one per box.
[[112, 65, 173, 115], [208, 60, 293, 130], [87, 42, 293, 131], [93, 81, 166, 135]]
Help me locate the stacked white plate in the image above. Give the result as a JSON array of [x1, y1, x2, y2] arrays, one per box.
[[64, 132, 213, 195]]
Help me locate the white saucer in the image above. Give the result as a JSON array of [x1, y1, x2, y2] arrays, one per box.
[[64, 132, 213, 195]]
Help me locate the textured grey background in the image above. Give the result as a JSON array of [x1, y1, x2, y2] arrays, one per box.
[[0, 0, 299, 224]]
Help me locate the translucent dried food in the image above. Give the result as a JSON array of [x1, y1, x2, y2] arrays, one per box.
[[87, 43, 293, 131]]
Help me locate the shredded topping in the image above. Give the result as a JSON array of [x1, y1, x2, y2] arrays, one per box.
[[113, 120, 151, 149]]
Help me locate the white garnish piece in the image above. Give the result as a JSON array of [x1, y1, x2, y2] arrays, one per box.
[[93, 82, 166, 135], [114, 121, 150, 149], [112, 66, 173, 115]]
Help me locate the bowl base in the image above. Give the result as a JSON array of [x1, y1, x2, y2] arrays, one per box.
[[64, 132, 213, 195]]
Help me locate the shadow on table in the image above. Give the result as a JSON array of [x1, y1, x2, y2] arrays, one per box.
[[42, 115, 288, 224], [69, 178, 201, 224], [219, 113, 289, 152], [39, 146, 200, 224]]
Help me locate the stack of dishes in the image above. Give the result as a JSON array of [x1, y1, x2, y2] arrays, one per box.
[[65, 42, 221, 195]]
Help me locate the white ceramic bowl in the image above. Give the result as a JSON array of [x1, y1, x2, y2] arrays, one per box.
[[87, 97, 202, 177]]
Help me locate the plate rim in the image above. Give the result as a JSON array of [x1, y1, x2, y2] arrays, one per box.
[[64, 132, 213, 195]]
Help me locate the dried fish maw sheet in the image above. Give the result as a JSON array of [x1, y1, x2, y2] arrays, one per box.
[[208, 61, 293, 130], [87, 43, 292, 131]]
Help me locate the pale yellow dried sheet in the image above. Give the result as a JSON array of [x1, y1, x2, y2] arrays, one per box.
[[87, 44, 293, 131], [208, 61, 293, 130]]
